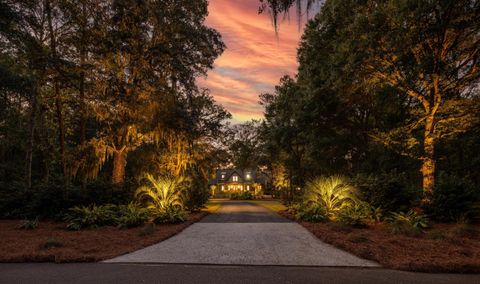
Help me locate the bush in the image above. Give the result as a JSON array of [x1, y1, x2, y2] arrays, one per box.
[[337, 203, 374, 228], [296, 205, 327, 222], [302, 176, 358, 220], [16, 217, 39, 230], [184, 179, 210, 211], [64, 204, 117, 230], [286, 203, 301, 215], [64, 202, 152, 230], [0, 177, 134, 219], [230, 191, 253, 200], [135, 174, 185, 211], [352, 172, 420, 213], [135, 174, 188, 224], [427, 172, 479, 222], [153, 207, 188, 224], [387, 210, 428, 235], [115, 202, 151, 228]]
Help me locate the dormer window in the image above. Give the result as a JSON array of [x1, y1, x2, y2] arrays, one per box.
[[233, 175, 238, 182], [221, 172, 226, 179], [246, 173, 251, 179]]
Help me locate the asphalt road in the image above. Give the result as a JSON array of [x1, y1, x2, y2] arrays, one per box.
[[105, 201, 377, 266], [200, 200, 291, 223], [1, 263, 479, 284]]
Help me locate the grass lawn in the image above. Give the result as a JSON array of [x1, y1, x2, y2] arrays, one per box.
[[279, 211, 480, 273], [0, 211, 208, 263], [246, 200, 287, 212]]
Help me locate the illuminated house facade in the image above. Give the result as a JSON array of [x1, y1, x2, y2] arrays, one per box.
[[209, 169, 268, 195]]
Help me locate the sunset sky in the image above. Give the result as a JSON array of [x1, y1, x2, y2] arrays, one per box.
[[199, 0, 307, 123]]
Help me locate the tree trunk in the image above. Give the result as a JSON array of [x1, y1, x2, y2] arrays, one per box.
[[25, 89, 38, 189], [55, 83, 67, 180], [46, 0, 67, 181], [421, 114, 436, 206], [79, 25, 87, 193], [112, 149, 126, 186]]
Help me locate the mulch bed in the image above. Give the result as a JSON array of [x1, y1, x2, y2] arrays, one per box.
[[0, 212, 208, 263], [279, 211, 480, 273]]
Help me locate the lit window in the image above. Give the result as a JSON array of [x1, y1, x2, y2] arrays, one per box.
[[233, 175, 238, 182], [221, 174, 225, 179], [221, 185, 225, 191], [246, 173, 251, 179], [247, 185, 250, 190]]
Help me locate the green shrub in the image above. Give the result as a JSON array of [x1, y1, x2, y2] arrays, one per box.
[[42, 237, 63, 249], [352, 172, 420, 213], [337, 203, 372, 228], [286, 203, 301, 215], [184, 181, 210, 211], [153, 207, 188, 224], [115, 202, 151, 228], [296, 205, 327, 222], [387, 210, 428, 235], [135, 174, 184, 210], [427, 172, 479, 222], [303, 176, 358, 220], [16, 217, 39, 230], [230, 191, 253, 200], [64, 204, 117, 230], [135, 174, 188, 224]]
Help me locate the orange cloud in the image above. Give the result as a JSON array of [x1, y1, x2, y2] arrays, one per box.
[[199, 0, 305, 123]]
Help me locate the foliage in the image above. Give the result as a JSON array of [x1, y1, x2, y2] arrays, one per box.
[[286, 203, 301, 215], [0, 0, 229, 219], [184, 174, 210, 211], [64, 202, 152, 230], [296, 205, 327, 222], [426, 172, 480, 222], [135, 174, 185, 212], [353, 172, 421, 213], [259, 0, 480, 215], [64, 204, 117, 230], [135, 174, 188, 224], [302, 176, 358, 220], [230, 191, 254, 200], [152, 207, 188, 224], [337, 203, 374, 228], [16, 217, 39, 230], [115, 203, 151, 229], [387, 211, 429, 235]]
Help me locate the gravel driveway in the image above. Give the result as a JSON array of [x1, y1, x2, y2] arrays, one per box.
[[105, 201, 379, 267]]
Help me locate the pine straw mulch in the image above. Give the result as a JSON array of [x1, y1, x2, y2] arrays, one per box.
[[0, 211, 208, 263], [279, 211, 480, 273]]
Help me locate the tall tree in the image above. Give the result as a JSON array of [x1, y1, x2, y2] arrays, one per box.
[[343, 0, 480, 204]]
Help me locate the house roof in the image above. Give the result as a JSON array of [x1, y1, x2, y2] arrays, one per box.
[[209, 168, 268, 185]]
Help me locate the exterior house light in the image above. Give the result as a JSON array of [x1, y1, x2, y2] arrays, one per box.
[[246, 173, 251, 179]]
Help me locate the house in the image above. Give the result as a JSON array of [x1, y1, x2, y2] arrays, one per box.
[[208, 169, 268, 196]]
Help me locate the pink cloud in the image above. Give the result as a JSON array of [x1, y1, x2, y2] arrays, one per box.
[[199, 0, 306, 122]]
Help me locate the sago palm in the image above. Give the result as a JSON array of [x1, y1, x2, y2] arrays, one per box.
[[303, 176, 358, 220], [135, 174, 185, 212]]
